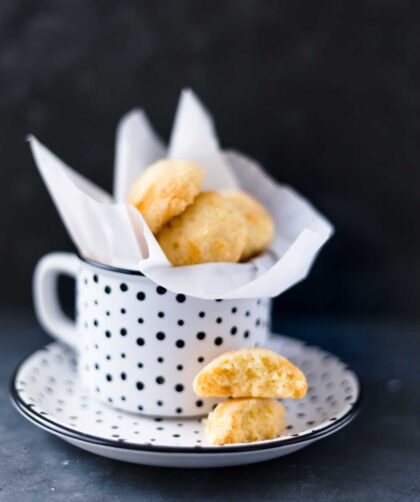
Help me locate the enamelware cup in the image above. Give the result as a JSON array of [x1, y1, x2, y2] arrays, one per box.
[[33, 252, 270, 417]]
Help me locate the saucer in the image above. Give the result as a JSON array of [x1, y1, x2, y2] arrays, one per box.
[[10, 334, 361, 468]]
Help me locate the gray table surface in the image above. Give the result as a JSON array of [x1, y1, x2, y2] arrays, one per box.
[[1, 314, 419, 501]]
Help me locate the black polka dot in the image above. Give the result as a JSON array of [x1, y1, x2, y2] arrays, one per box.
[[138, 405, 143, 411], [176, 365, 183, 371], [230, 327, 237, 335], [196, 332, 206, 340], [245, 310, 250, 317], [136, 381, 144, 390], [106, 311, 111, 316], [138, 317, 144, 324], [177, 319, 184, 326], [244, 330, 250, 338], [157, 400, 163, 406], [104, 286, 111, 294], [216, 317, 222, 324], [121, 353, 126, 358], [175, 339, 185, 348], [156, 286, 167, 295], [136, 337, 145, 346], [93, 319, 98, 327], [156, 332, 165, 341], [120, 283, 128, 292], [173, 434, 180, 438], [197, 356, 204, 363], [156, 376, 165, 384], [255, 318, 261, 327], [106, 374, 112, 382], [198, 311, 205, 318], [158, 311, 165, 318], [93, 274, 99, 283], [94, 363, 100, 370], [175, 384, 184, 392], [106, 355, 111, 360], [137, 362, 143, 368], [121, 308, 126, 314], [121, 372, 127, 380], [176, 407, 182, 414], [105, 330, 111, 338], [157, 357, 164, 363], [196, 400, 203, 407], [231, 307, 237, 314], [137, 292, 146, 301], [214, 337, 223, 346], [120, 328, 127, 336], [176, 294, 186, 303]]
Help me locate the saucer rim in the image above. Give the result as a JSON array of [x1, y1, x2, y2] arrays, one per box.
[[10, 336, 362, 455]]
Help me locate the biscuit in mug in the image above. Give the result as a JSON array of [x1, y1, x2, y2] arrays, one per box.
[[127, 159, 204, 234], [222, 190, 274, 261], [157, 192, 247, 266]]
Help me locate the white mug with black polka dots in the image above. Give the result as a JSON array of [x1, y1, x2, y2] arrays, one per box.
[[33, 252, 271, 417]]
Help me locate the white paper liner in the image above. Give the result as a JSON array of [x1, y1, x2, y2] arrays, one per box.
[[29, 89, 333, 299]]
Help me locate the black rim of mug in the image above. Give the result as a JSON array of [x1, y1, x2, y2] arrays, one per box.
[[79, 254, 145, 276]]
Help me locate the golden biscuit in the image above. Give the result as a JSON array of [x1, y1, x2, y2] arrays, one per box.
[[204, 398, 286, 445], [156, 192, 247, 266], [193, 347, 307, 399], [127, 159, 204, 234], [222, 190, 274, 261]]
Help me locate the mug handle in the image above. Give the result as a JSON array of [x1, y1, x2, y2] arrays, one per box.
[[33, 252, 80, 350]]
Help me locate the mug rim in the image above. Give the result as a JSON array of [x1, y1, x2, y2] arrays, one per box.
[[78, 254, 145, 277]]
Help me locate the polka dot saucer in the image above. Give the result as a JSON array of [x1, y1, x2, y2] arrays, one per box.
[[10, 334, 361, 468]]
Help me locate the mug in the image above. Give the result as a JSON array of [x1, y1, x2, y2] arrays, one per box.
[[33, 252, 271, 417]]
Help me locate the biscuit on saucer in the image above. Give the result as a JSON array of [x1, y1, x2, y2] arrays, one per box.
[[193, 347, 307, 399], [204, 398, 286, 445], [156, 191, 247, 266], [222, 190, 274, 261], [127, 159, 204, 234]]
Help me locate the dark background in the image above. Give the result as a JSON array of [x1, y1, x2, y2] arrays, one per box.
[[1, 0, 419, 320]]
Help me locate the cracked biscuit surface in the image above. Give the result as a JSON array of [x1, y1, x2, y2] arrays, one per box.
[[204, 398, 286, 445], [193, 347, 307, 399], [127, 159, 204, 234]]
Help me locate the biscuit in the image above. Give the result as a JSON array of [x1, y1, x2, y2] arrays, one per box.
[[156, 192, 247, 266], [193, 347, 307, 399], [222, 190, 274, 261], [204, 398, 286, 445], [127, 159, 204, 234]]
